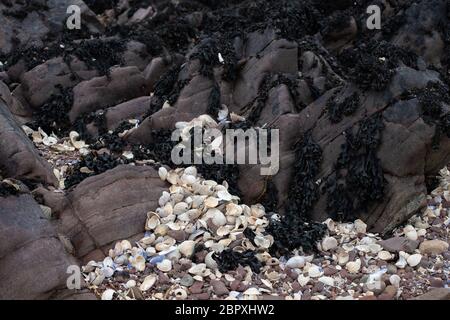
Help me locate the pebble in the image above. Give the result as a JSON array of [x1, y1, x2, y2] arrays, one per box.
[[429, 278, 444, 288], [210, 280, 229, 296], [180, 274, 194, 287], [189, 281, 204, 294], [419, 239, 449, 255], [323, 266, 339, 276], [389, 275, 401, 288], [379, 236, 419, 253], [383, 285, 397, 298]]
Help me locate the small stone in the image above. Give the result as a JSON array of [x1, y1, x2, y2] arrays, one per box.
[[386, 264, 397, 274], [180, 274, 194, 287], [430, 278, 444, 288], [383, 285, 397, 298], [323, 266, 339, 276], [407, 254, 422, 267], [419, 239, 449, 255], [322, 237, 338, 251], [414, 288, 450, 300], [379, 236, 419, 253], [189, 281, 204, 294], [210, 280, 229, 296], [167, 230, 187, 242]]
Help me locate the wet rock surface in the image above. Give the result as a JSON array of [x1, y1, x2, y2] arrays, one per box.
[[0, 0, 449, 300]]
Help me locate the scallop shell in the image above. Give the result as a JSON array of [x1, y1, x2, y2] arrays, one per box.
[[155, 224, 169, 236], [181, 174, 196, 185], [216, 225, 231, 237], [139, 234, 156, 247], [155, 238, 176, 251]]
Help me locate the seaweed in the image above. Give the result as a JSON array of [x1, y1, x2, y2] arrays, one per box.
[[325, 113, 386, 221], [206, 82, 221, 117], [28, 85, 73, 136], [84, 0, 118, 14], [0, 181, 20, 197], [213, 249, 262, 273], [327, 92, 360, 123], [266, 132, 326, 256]]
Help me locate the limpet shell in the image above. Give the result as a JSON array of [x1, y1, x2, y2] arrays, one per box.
[[157, 259, 172, 272], [173, 288, 188, 300]]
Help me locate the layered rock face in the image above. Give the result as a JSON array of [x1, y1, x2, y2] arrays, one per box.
[[0, 0, 449, 299]]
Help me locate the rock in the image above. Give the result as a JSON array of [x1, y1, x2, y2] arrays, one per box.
[[0, 98, 57, 186], [383, 285, 397, 298], [387, 264, 398, 274], [180, 274, 194, 287], [69, 66, 147, 122], [413, 288, 450, 300], [407, 254, 422, 267], [321, 237, 338, 251], [0, 192, 79, 299], [53, 165, 168, 259], [189, 281, 204, 294], [210, 280, 229, 296], [379, 237, 419, 253], [430, 278, 445, 288], [419, 239, 449, 255], [323, 266, 339, 276]]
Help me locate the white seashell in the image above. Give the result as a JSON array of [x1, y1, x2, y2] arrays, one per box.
[[378, 251, 393, 261], [210, 209, 227, 226], [226, 203, 243, 216], [155, 224, 168, 236], [354, 219, 367, 233], [204, 196, 219, 208], [83, 261, 98, 273], [114, 255, 128, 265], [395, 256, 407, 269], [217, 190, 232, 201], [181, 174, 196, 185], [297, 274, 310, 286], [162, 203, 174, 217], [321, 237, 338, 251], [216, 225, 231, 237], [407, 254, 422, 267], [250, 204, 265, 218], [159, 191, 171, 207], [121, 240, 132, 251], [101, 289, 115, 300], [318, 276, 335, 287], [308, 265, 323, 278], [243, 288, 261, 295], [145, 212, 160, 230], [205, 252, 218, 270], [188, 263, 207, 276], [125, 280, 136, 289], [130, 255, 146, 272], [389, 275, 401, 288], [140, 275, 157, 291], [253, 235, 273, 249], [157, 259, 172, 272], [69, 131, 87, 149], [167, 172, 179, 185], [184, 166, 198, 177], [158, 167, 168, 181], [337, 251, 349, 265], [179, 240, 196, 257], [345, 259, 361, 274], [405, 230, 418, 241], [102, 267, 115, 278], [286, 256, 306, 269], [368, 244, 382, 254], [191, 195, 206, 208], [173, 202, 189, 215], [103, 256, 114, 268]]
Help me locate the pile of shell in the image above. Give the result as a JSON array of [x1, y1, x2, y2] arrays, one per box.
[[82, 165, 278, 300]]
